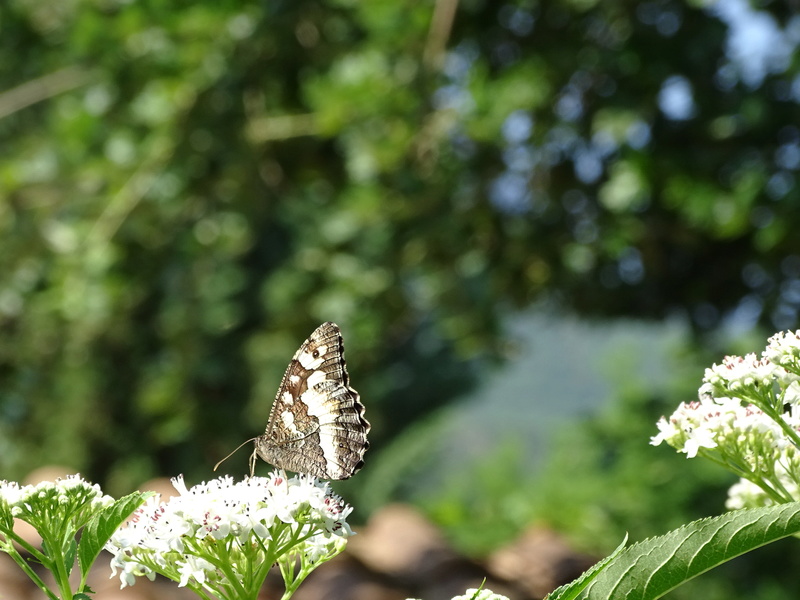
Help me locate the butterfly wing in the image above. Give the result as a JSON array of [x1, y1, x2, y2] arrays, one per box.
[[254, 322, 370, 479]]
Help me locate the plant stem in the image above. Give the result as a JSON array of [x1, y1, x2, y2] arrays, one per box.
[[5, 548, 59, 600]]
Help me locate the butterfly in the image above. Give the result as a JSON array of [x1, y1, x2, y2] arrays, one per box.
[[216, 322, 370, 480]]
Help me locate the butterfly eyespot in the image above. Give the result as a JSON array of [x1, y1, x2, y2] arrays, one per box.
[[312, 350, 320, 358]]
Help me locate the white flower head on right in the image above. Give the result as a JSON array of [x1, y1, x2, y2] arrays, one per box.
[[653, 329, 800, 508]]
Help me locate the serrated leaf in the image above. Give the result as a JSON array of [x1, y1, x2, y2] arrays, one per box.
[[546, 535, 627, 600], [76, 491, 153, 579], [65, 538, 77, 575], [550, 502, 800, 600]]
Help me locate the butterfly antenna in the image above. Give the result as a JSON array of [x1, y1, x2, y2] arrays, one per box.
[[213, 438, 257, 472]]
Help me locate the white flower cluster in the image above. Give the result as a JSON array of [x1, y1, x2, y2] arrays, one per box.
[[652, 330, 800, 508], [0, 474, 113, 529], [107, 472, 354, 596], [651, 397, 793, 459], [763, 329, 800, 374], [0, 474, 121, 600]]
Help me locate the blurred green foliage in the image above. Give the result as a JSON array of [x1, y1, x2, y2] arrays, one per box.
[[418, 340, 728, 556], [1, 0, 799, 506]]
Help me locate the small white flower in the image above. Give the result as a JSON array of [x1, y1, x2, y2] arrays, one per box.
[[171, 474, 190, 496], [0, 481, 22, 505], [450, 588, 511, 600], [178, 556, 215, 587], [650, 415, 680, 447], [783, 381, 800, 406], [764, 330, 800, 367], [300, 533, 342, 563], [704, 353, 774, 392], [698, 382, 716, 400], [682, 427, 719, 458], [109, 553, 156, 589]]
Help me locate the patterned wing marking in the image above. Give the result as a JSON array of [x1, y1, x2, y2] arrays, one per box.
[[253, 322, 370, 480]]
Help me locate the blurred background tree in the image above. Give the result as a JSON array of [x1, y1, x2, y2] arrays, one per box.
[[1, 1, 800, 593]]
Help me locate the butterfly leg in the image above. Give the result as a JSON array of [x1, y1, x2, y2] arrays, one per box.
[[249, 447, 258, 477]]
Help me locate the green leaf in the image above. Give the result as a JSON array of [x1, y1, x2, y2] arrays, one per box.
[[76, 491, 154, 580], [64, 538, 77, 575], [546, 535, 627, 600], [547, 503, 800, 600]]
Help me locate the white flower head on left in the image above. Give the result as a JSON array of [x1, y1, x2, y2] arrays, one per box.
[[107, 471, 355, 600]]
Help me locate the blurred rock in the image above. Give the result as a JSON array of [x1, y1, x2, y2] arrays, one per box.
[[348, 503, 461, 585], [486, 527, 597, 599], [138, 477, 181, 500], [348, 503, 512, 600], [0, 553, 32, 600], [290, 556, 407, 600], [12, 518, 41, 551]]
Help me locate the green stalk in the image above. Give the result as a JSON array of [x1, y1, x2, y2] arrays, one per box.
[[2, 545, 59, 600], [39, 530, 74, 600], [0, 527, 62, 600]]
